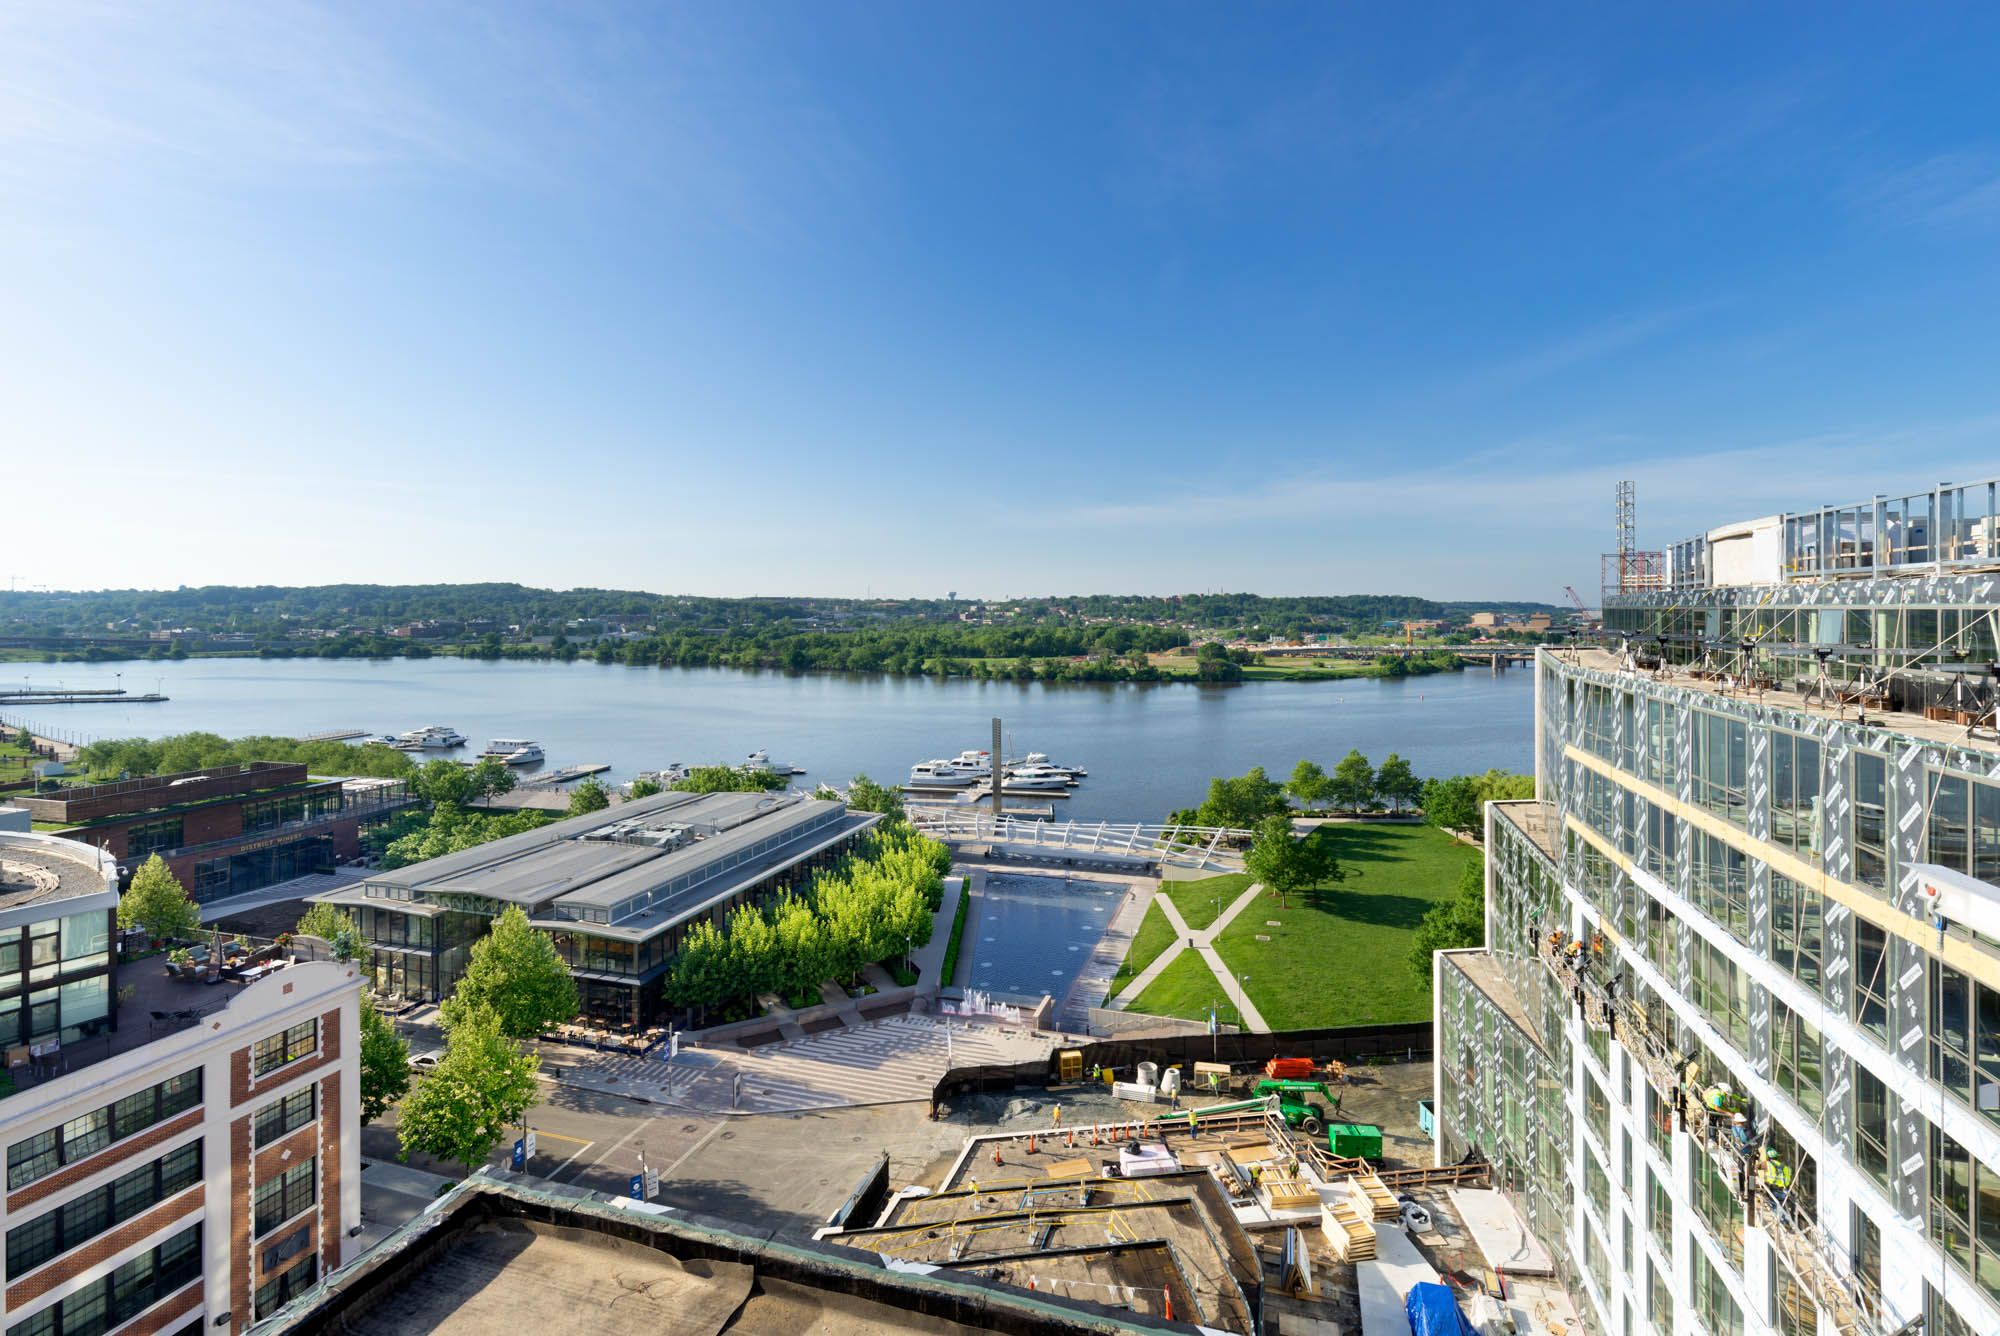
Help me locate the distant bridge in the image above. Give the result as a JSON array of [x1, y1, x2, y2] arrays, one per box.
[[906, 810, 1255, 870]]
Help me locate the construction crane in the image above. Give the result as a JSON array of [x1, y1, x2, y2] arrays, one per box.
[[1563, 586, 1588, 615]]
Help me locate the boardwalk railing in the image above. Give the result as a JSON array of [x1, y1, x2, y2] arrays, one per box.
[[905, 811, 1256, 869]]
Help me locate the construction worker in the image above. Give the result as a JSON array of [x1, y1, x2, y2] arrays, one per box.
[[1051, 1105, 1061, 1126], [1730, 1112, 1754, 1151], [1759, 1148, 1794, 1209], [1701, 1084, 1735, 1118]]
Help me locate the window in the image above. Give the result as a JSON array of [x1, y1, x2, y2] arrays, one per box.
[[1585, 1070, 1610, 1154], [1769, 732, 1822, 864], [1930, 961, 2000, 1129], [1769, 876, 1822, 988], [1690, 1149, 1743, 1269], [1852, 921, 1890, 1043], [1852, 1066, 1892, 1191], [1645, 1084, 1674, 1166], [6, 1070, 204, 1190], [1692, 711, 1748, 826], [1852, 753, 1888, 893], [252, 1020, 318, 1077], [124, 817, 183, 858], [1586, 1146, 1610, 1222], [1852, 1208, 1884, 1320], [6, 1143, 200, 1277], [1648, 1258, 1673, 1334], [254, 1086, 315, 1148], [1690, 938, 1750, 1053], [1928, 772, 2000, 890], [1928, 1123, 2000, 1311], [1691, 1244, 1744, 1336], [1771, 1001, 1823, 1119], [1772, 1254, 1814, 1336], [254, 1157, 316, 1237], [1649, 1169, 1673, 1257], [254, 1256, 318, 1320], [5, 1224, 200, 1336], [1690, 832, 1751, 944]]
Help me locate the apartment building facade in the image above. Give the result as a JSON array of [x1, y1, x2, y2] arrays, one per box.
[[1434, 475, 2000, 1336], [0, 894, 364, 1336]]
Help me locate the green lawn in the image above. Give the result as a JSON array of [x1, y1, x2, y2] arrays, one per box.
[[1161, 872, 1253, 932], [1127, 948, 1233, 1024], [1106, 902, 1178, 995], [1213, 823, 1478, 1029]]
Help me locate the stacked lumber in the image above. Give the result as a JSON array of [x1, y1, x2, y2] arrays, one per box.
[[1320, 1199, 1376, 1260], [1259, 1171, 1319, 1211], [1348, 1172, 1399, 1221]]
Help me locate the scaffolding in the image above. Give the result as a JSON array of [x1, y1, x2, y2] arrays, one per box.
[[1533, 936, 1896, 1336]]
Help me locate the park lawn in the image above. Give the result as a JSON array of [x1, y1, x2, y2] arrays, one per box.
[[1214, 823, 1479, 1030], [1126, 948, 1232, 1025], [1161, 872, 1253, 932], [1107, 902, 1178, 995]]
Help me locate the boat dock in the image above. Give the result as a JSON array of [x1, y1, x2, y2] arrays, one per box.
[[296, 730, 369, 743], [0, 692, 169, 705], [522, 763, 612, 787], [903, 782, 1068, 800]]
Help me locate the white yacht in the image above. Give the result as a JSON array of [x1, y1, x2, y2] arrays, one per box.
[[394, 725, 466, 750], [1002, 765, 1072, 790], [740, 750, 800, 775], [634, 764, 691, 788], [481, 739, 544, 766], [1016, 751, 1086, 778], [910, 760, 980, 786], [941, 750, 993, 778]]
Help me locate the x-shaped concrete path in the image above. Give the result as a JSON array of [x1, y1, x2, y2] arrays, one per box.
[[1106, 879, 1271, 1031]]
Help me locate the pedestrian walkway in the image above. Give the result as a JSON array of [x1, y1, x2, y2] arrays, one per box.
[[684, 1015, 1053, 1114], [1105, 880, 1272, 1032]]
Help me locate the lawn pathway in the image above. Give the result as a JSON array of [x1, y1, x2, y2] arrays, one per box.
[[1107, 880, 1271, 1031]]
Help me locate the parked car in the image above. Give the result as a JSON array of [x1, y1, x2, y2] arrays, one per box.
[[409, 1049, 443, 1074]]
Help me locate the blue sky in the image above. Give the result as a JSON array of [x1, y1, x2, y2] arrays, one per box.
[[7, 3, 2000, 602]]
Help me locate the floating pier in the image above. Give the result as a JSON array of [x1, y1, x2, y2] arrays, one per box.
[[521, 763, 612, 787], [296, 730, 370, 743], [0, 692, 168, 705]]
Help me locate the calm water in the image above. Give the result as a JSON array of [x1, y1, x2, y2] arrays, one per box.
[[973, 874, 1126, 999], [4, 659, 1533, 821]]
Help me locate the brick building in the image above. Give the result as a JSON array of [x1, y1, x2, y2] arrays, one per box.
[[0, 832, 363, 1335], [20, 765, 414, 905]]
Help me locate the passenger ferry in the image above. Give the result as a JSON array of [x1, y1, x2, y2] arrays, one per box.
[[480, 739, 545, 766], [394, 725, 466, 750]]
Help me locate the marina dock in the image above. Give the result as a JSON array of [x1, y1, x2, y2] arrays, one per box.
[[296, 729, 369, 743], [903, 782, 1068, 800], [521, 763, 612, 787], [0, 691, 169, 705]]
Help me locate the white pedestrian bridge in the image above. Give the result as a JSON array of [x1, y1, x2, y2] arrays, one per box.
[[905, 810, 1252, 871]]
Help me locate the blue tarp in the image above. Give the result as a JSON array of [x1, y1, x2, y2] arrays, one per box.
[[1405, 1282, 1477, 1336]]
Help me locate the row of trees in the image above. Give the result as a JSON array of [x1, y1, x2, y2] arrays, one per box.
[[1409, 853, 1487, 983], [1166, 757, 1531, 829], [663, 825, 951, 1019], [76, 731, 416, 780]]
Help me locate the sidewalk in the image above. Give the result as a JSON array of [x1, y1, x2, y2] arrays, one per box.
[[1106, 880, 1271, 1031]]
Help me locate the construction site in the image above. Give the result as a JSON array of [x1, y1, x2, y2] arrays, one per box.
[[814, 1054, 1586, 1336]]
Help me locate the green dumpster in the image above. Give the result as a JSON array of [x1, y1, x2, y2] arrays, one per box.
[[1327, 1123, 1383, 1160]]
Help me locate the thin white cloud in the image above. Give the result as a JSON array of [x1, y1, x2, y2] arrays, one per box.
[[1850, 151, 2000, 230]]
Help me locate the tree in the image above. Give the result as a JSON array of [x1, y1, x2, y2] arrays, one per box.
[[295, 901, 356, 942], [118, 855, 201, 941], [464, 757, 517, 801], [844, 773, 906, 822], [566, 778, 610, 816], [668, 766, 786, 794], [1192, 767, 1286, 829], [1284, 759, 1333, 811], [627, 776, 664, 800], [359, 1002, 411, 1122], [411, 758, 477, 807], [1329, 749, 1375, 811], [1244, 817, 1338, 909], [1194, 641, 1244, 682], [440, 905, 579, 1039], [1375, 754, 1420, 811], [1409, 855, 1486, 983], [397, 1003, 540, 1176], [1420, 774, 1482, 834]]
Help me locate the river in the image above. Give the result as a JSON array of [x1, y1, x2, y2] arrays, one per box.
[[4, 659, 1534, 822]]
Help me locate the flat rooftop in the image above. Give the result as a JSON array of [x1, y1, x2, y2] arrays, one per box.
[[1441, 948, 1545, 1054], [261, 1178, 1186, 1336], [0, 838, 116, 915], [1490, 799, 1560, 864], [325, 790, 877, 940]]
